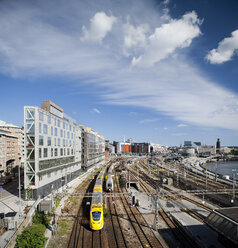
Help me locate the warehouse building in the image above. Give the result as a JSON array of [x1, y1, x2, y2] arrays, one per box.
[[24, 101, 82, 199]]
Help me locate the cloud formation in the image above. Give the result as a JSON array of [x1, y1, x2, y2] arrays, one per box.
[[206, 30, 238, 64], [81, 12, 117, 43], [132, 11, 202, 67]]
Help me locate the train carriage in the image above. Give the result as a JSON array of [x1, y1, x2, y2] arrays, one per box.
[[90, 170, 105, 230]]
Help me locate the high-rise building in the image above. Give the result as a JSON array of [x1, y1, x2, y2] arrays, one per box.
[[24, 101, 82, 199]]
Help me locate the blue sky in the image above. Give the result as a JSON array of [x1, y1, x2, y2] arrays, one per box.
[[0, 0, 238, 146]]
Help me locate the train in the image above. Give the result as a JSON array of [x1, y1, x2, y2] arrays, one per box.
[[90, 169, 105, 231], [106, 164, 114, 192]]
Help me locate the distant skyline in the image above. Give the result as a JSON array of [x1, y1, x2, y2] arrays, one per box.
[[0, 0, 238, 146]]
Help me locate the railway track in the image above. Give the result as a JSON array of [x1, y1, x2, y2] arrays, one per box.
[[115, 172, 163, 248], [127, 164, 207, 247], [67, 172, 108, 248]]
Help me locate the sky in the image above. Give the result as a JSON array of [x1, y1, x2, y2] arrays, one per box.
[[0, 0, 238, 146]]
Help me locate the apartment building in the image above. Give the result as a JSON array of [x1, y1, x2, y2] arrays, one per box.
[[0, 129, 19, 176], [0, 121, 24, 176], [24, 101, 82, 199]]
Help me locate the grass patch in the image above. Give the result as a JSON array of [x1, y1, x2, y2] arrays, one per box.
[[68, 196, 79, 206], [57, 219, 70, 236], [103, 207, 110, 218]]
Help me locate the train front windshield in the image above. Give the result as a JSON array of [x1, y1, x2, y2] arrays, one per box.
[[92, 211, 101, 221]]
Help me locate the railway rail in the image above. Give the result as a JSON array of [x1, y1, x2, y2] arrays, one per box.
[[115, 171, 163, 248]]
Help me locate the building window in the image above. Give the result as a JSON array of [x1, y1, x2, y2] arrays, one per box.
[[71, 149, 73, 155], [43, 124, 48, 134], [69, 125, 71, 131], [60, 129, 63, 137], [51, 126, 53, 136], [47, 137, 51, 146], [39, 148, 42, 158], [47, 115, 51, 124], [71, 133, 73, 139], [54, 138, 56, 146], [39, 111, 43, 121], [60, 148, 63, 156], [54, 148, 58, 156], [64, 148, 66, 155], [58, 120, 61, 127], [64, 130, 65, 138], [69, 140, 71, 146], [55, 127, 57, 136], [39, 136, 43, 146], [39, 123, 42, 133], [51, 148, 53, 157], [63, 122, 65, 129], [58, 138, 60, 146], [44, 148, 48, 158], [67, 132, 69, 139], [67, 148, 70, 155]]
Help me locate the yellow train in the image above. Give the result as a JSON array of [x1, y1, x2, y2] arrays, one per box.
[[90, 169, 105, 230]]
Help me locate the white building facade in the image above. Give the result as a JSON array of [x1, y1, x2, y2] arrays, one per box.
[[24, 101, 82, 199]]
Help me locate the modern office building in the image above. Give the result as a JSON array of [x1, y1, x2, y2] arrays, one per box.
[[24, 101, 82, 199], [80, 126, 105, 169]]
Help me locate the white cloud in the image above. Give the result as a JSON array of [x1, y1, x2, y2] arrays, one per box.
[[206, 30, 238, 64], [123, 22, 149, 56], [93, 108, 101, 114], [164, 127, 169, 130], [81, 12, 117, 43], [132, 11, 201, 67], [177, 123, 188, 128], [139, 118, 159, 124]]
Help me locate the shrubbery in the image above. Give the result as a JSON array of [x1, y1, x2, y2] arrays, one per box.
[[15, 224, 47, 248], [15, 212, 49, 248], [33, 212, 50, 227]]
